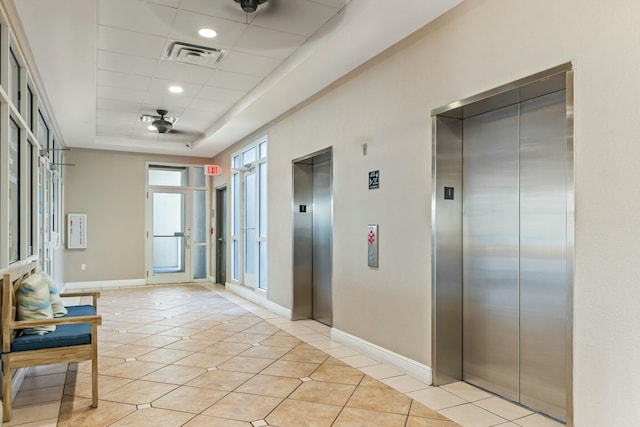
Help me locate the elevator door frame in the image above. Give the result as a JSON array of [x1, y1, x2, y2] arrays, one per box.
[[430, 63, 574, 426], [292, 148, 334, 326]]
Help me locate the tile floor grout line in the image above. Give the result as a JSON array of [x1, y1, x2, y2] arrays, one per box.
[[328, 370, 365, 427]]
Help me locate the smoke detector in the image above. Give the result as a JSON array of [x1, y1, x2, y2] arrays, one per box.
[[162, 41, 224, 68]]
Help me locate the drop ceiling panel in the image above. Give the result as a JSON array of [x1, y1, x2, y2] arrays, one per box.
[[146, 78, 203, 98], [180, 0, 255, 24], [145, 0, 181, 8], [179, 108, 219, 127], [96, 112, 135, 126], [96, 124, 135, 136], [218, 51, 281, 76], [169, 10, 248, 50], [141, 104, 186, 117], [97, 85, 147, 103], [99, 0, 176, 37], [98, 26, 167, 59], [207, 70, 263, 91], [15, 0, 461, 157], [97, 98, 144, 113], [233, 26, 306, 60], [97, 51, 159, 77], [97, 70, 152, 90], [143, 93, 194, 110], [188, 98, 235, 112], [309, 0, 351, 8], [143, 80, 196, 109], [154, 61, 214, 85], [252, 0, 338, 36], [197, 85, 246, 103]]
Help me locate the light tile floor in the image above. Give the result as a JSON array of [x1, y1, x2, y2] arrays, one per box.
[[5, 283, 565, 427]]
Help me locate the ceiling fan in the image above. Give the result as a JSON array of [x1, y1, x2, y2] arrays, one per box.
[[139, 109, 184, 134], [139, 110, 204, 144], [234, 0, 269, 13]]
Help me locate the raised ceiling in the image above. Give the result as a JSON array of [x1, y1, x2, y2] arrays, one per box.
[[10, 0, 462, 158]]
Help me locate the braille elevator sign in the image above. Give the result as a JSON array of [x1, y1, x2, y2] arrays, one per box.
[[369, 170, 380, 190], [444, 187, 454, 200]]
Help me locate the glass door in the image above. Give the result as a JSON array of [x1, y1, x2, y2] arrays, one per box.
[[148, 189, 191, 284], [216, 186, 227, 284], [230, 140, 267, 289], [243, 169, 257, 287], [39, 160, 52, 273]]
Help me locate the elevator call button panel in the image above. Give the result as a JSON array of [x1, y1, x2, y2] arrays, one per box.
[[368, 224, 379, 268]]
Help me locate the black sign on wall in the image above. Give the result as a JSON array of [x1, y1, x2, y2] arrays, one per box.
[[369, 170, 380, 190]]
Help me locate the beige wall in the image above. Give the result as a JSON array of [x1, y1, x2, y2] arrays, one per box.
[[64, 148, 208, 283], [212, 0, 640, 423]]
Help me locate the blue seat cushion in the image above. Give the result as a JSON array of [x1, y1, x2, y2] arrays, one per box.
[[11, 305, 95, 352]]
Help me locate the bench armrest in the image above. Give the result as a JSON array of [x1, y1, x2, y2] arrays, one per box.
[[11, 315, 102, 329]]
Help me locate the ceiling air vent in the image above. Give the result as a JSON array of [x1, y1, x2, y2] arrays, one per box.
[[162, 41, 224, 68]]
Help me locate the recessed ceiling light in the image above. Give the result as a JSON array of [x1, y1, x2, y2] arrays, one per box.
[[169, 85, 183, 94], [198, 28, 217, 38]]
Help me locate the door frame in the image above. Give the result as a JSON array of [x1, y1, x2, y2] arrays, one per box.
[[229, 139, 268, 290], [291, 147, 333, 324], [146, 188, 191, 284], [430, 63, 575, 425], [216, 185, 227, 285], [241, 167, 257, 287]]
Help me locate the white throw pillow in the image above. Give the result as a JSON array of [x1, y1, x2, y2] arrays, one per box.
[[39, 272, 68, 317], [17, 273, 56, 335]]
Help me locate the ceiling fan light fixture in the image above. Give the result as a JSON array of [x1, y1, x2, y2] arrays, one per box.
[[149, 109, 174, 134], [152, 119, 172, 133], [234, 0, 268, 13]]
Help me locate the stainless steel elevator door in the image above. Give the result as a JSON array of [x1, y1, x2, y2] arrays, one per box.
[[519, 90, 567, 419], [312, 159, 333, 326], [462, 91, 567, 418], [463, 105, 520, 401]]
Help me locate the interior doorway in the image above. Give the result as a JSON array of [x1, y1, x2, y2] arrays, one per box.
[[148, 189, 191, 283], [216, 186, 227, 285], [146, 164, 209, 285], [431, 64, 574, 424], [292, 148, 333, 326]]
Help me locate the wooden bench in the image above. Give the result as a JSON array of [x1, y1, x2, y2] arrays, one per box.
[[1, 261, 102, 422]]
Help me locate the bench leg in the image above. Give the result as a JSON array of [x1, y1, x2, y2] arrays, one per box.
[[91, 328, 98, 408], [91, 357, 98, 408], [3, 359, 12, 422]]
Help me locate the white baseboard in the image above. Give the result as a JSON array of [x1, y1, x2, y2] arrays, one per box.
[[225, 282, 292, 319], [63, 278, 146, 291], [1, 366, 28, 404], [331, 328, 432, 385], [12, 368, 27, 401]]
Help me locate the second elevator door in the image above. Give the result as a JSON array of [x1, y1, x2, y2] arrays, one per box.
[[312, 159, 332, 326], [462, 91, 567, 419]]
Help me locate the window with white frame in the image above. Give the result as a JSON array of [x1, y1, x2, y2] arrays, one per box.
[[0, 34, 54, 269], [231, 138, 267, 290], [0, 12, 62, 272], [8, 118, 20, 263]]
